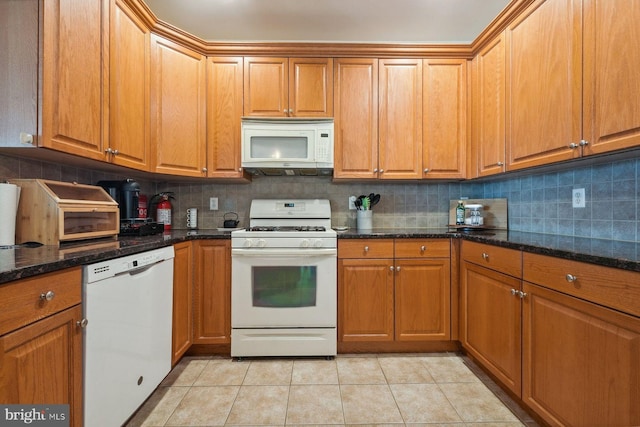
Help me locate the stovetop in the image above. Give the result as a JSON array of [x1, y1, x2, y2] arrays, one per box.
[[249, 226, 327, 232]]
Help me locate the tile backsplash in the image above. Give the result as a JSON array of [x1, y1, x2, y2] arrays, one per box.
[[2, 153, 638, 242]]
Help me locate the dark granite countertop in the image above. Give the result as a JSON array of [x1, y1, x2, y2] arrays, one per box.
[[0, 229, 232, 285], [338, 227, 640, 273], [1, 228, 639, 285]]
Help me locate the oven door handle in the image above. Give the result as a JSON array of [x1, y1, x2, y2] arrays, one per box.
[[232, 248, 337, 257]]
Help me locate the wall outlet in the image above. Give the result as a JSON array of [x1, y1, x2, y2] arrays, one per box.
[[209, 197, 219, 210], [572, 188, 585, 208], [348, 195, 357, 210]]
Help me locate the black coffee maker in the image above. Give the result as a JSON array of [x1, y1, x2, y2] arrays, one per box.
[[97, 179, 140, 220]]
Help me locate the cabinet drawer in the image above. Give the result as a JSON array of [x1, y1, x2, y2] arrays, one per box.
[[461, 241, 522, 277], [0, 268, 81, 335], [523, 252, 640, 318], [338, 239, 394, 258], [394, 239, 450, 258]]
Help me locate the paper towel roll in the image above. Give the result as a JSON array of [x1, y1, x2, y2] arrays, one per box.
[[0, 183, 20, 246]]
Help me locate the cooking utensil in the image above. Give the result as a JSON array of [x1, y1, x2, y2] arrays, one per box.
[[370, 194, 380, 207]]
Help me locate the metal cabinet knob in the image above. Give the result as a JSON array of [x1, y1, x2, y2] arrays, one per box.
[[482, 253, 489, 261], [396, 266, 401, 272], [104, 147, 112, 154], [423, 168, 429, 173], [511, 288, 518, 296], [379, 169, 384, 173], [519, 291, 528, 299], [566, 274, 577, 283], [579, 139, 589, 147], [420, 245, 426, 252], [238, 168, 242, 172], [497, 161, 504, 166], [364, 246, 369, 252], [569, 142, 579, 149], [40, 291, 55, 301], [373, 168, 378, 173], [202, 167, 208, 173], [77, 318, 89, 328], [390, 266, 395, 271]]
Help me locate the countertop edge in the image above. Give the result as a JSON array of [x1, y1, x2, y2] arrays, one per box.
[[1, 229, 639, 284]]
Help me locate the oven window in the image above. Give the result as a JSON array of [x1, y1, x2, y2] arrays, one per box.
[[252, 266, 317, 307]]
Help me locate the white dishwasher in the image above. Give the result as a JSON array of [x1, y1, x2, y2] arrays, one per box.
[[83, 246, 174, 427]]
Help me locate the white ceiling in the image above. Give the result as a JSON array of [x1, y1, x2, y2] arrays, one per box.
[[143, 0, 512, 44]]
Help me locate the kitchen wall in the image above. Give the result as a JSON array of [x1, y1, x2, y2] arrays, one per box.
[[2, 153, 638, 242]]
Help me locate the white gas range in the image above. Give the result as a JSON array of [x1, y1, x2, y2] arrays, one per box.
[[231, 199, 337, 358]]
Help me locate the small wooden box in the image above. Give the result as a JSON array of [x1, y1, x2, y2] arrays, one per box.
[[11, 179, 120, 245]]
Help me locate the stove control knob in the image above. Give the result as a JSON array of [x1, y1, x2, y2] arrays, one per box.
[[243, 239, 254, 248], [300, 239, 311, 248], [257, 239, 267, 248], [313, 239, 323, 248]]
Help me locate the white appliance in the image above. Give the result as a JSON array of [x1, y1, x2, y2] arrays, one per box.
[[241, 118, 334, 176], [83, 246, 174, 427], [231, 199, 337, 357]]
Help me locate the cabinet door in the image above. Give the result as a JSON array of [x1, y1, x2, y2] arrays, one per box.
[[333, 58, 379, 179], [0, 305, 83, 427], [472, 32, 506, 177], [338, 258, 394, 341], [109, 0, 149, 170], [172, 241, 193, 365], [505, 0, 582, 170], [395, 258, 451, 341], [523, 282, 640, 427], [193, 240, 231, 344], [379, 59, 423, 179], [42, 0, 107, 160], [461, 261, 522, 396], [422, 59, 467, 179], [150, 35, 206, 177], [289, 58, 333, 117], [207, 57, 244, 178], [582, 0, 640, 155], [243, 57, 288, 117]]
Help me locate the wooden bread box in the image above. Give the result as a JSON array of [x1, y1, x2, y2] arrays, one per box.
[[11, 179, 119, 245]]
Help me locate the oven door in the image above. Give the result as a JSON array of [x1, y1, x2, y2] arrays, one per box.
[[231, 248, 337, 328]]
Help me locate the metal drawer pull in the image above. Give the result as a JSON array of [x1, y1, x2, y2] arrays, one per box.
[[40, 291, 55, 301], [420, 245, 426, 252], [77, 318, 89, 328], [364, 246, 369, 252], [565, 274, 577, 283], [482, 253, 489, 260]]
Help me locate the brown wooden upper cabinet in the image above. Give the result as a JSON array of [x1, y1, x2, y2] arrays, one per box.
[[243, 57, 333, 117], [41, 0, 108, 160], [207, 57, 245, 179], [503, 0, 640, 172], [150, 35, 207, 177], [334, 58, 467, 180], [108, 0, 150, 171], [471, 32, 506, 178], [422, 59, 468, 179]]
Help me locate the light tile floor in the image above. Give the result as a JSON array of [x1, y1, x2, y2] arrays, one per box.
[[126, 353, 539, 426]]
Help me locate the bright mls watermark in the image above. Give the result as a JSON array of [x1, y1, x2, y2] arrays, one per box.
[[0, 405, 68, 427]]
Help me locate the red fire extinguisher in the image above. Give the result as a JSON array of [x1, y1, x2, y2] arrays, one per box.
[[155, 192, 174, 231]]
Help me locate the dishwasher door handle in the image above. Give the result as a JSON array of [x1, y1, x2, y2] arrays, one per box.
[[116, 259, 167, 277]]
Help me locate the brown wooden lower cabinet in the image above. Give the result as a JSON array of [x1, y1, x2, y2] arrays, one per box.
[[0, 268, 83, 427], [460, 259, 522, 396], [0, 305, 83, 427], [193, 240, 231, 344], [522, 282, 640, 427], [172, 241, 193, 364], [338, 238, 452, 351]]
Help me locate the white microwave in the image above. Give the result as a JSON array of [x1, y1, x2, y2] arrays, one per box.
[[241, 118, 334, 175]]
